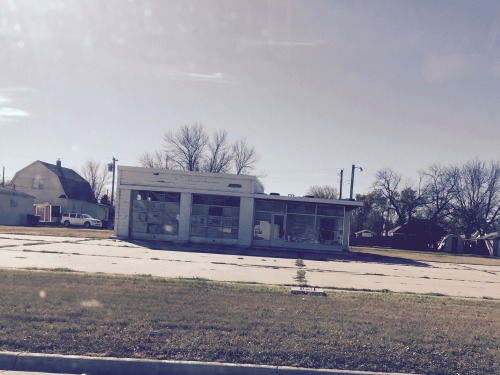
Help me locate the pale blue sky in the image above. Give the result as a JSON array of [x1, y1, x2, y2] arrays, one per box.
[[1, 0, 499, 197]]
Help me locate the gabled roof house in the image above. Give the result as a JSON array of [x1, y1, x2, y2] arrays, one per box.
[[10, 160, 108, 223]]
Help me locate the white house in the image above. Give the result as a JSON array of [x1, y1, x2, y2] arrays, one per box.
[[0, 186, 35, 226], [115, 166, 363, 252], [10, 160, 108, 224]]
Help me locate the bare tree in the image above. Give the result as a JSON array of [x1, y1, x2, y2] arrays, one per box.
[[373, 167, 425, 226], [164, 123, 208, 171], [420, 163, 458, 225], [80, 160, 110, 201], [203, 130, 233, 173], [350, 191, 387, 235], [373, 168, 404, 225], [306, 185, 339, 199], [137, 124, 261, 175], [233, 138, 259, 175], [138, 150, 170, 169], [451, 159, 499, 237]]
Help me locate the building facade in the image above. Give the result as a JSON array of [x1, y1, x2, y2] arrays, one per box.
[[115, 166, 363, 252]]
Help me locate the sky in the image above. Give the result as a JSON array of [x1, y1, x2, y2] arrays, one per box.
[[1, 0, 499, 198]]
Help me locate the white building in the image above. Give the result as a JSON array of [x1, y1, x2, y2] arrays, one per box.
[[0, 186, 35, 226], [115, 166, 363, 252]]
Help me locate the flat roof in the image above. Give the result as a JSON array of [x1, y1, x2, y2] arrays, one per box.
[[253, 193, 364, 209]]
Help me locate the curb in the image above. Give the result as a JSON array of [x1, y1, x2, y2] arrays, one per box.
[[0, 352, 418, 375]]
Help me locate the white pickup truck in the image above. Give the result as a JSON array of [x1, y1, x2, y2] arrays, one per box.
[[60, 213, 103, 228]]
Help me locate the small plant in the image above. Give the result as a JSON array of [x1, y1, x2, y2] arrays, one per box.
[[294, 258, 307, 285], [295, 269, 308, 286]]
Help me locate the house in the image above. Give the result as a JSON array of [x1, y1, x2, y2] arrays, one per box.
[[0, 186, 35, 225], [114, 166, 364, 252], [477, 232, 500, 257], [437, 234, 464, 253], [355, 229, 377, 238], [350, 229, 381, 247], [10, 160, 108, 224], [387, 218, 445, 250]]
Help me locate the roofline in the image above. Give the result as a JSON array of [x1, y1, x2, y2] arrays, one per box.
[[11, 160, 44, 182], [118, 165, 265, 191], [254, 193, 364, 207], [0, 186, 35, 199]]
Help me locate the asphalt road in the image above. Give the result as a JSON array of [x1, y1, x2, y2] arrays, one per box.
[[0, 233, 499, 299]]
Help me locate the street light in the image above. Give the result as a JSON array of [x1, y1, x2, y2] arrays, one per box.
[[349, 164, 363, 200], [108, 157, 118, 207]]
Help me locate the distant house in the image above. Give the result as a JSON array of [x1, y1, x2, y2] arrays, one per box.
[[387, 218, 444, 250], [350, 229, 380, 247], [0, 186, 35, 225], [437, 234, 464, 253], [355, 230, 377, 238], [10, 160, 108, 224], [477, 233, 500, 257]]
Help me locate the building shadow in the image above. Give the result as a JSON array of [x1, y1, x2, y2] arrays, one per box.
[[122, 239, 430, 267]]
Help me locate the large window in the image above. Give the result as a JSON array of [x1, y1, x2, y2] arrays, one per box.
[[253, 199, 345, 246], [131, 190, 180, 235], [191, 194, 240, 239]]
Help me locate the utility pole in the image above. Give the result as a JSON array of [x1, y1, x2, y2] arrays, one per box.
[[349, 164, 363, 200], [108, 157, 118, 208], [339, 168, 344, 199]]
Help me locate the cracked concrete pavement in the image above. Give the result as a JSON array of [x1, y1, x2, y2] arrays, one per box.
[[0, 233, 499, 299]]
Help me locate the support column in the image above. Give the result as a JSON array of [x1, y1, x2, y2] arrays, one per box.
[[238, 197, 254, 247], [342, 211, 352, 251], [178, 192, 192, 242]]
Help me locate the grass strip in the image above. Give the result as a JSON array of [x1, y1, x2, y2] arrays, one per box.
[[0, 269, 498, 375]]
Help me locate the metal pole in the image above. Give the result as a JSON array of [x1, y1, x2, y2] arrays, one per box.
[[339, 169, 343, 199], [110, 157, 118, 207], [350, 164, 363, 200], [350, 164, 355, 200]]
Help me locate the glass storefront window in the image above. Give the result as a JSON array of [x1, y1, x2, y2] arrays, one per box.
[[317, 205, 344, 217], [131, 190, 180, 236], [253, 211, 271, 240], [316, 217, 343, 245], [287, 203, 316, 215], [285, 214, 316, 244], [253, 199, 344, 247], [191, 194, 240, 239], [254, 199, 286, 213]]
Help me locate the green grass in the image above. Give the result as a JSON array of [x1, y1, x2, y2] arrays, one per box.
[[0, 269, 498, 375]]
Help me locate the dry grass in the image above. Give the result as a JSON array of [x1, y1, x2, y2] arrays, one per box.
[[0, 225, 113, 239], [0, 269, 498, 375], [351, 246, 500, 266]]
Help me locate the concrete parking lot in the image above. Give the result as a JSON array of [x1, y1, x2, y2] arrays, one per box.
[[0, 233, 499, 299]]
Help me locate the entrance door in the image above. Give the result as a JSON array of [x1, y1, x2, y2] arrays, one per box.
[[451, 236, 458, 253], [270, 214, 285, 246]]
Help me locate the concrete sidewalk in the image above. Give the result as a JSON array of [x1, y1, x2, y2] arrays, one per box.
[[0, 351, 419, 375]]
